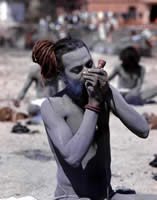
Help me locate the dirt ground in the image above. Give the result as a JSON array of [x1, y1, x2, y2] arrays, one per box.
[[0, 49, 157, 200]]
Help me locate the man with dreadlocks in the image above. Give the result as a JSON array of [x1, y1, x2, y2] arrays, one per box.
[[32, 37, 156, 200]]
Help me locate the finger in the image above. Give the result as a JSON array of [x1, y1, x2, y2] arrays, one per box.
[[98, 59, 106, 69], [98, 79, 107, 86], [87, 68, 107, 75], [85, 81, 96, 95], [87, 86, 94, 94], [99, 82, 109, 92], [85, 79, 96, 87], [87, 70, 108, 77], [98, 75, 108, 83], [84, 74, 102, 88], [98, 71, 108, 80], [85, 80, 95, 91], [83, 71, 108, 83], [83, 74, 96, 82]]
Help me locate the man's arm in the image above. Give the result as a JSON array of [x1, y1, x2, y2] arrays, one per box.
[[16, 72, 34, 101], [107, 85, 149, 138], [41, 99, 98, 168]]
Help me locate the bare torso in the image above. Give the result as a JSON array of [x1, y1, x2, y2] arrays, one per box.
[[46, 90, 113, 199], [117, 66, 140, 89], [41, 86, 149, 200]]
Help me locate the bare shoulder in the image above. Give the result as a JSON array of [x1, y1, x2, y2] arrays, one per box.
[[41, 95, 68, 119], [29, 64, 39, 74]]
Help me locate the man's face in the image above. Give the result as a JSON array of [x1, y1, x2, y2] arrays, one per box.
[[61, 47, 94, 97]]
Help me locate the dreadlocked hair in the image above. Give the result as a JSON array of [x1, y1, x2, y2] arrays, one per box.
[[32, 37, 88, 79], [32, 40, 58, 79]]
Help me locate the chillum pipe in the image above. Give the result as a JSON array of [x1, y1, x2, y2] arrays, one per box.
[[98, 59, 106, 69]]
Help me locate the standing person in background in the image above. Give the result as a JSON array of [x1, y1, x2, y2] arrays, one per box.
[[97, 11, 107, 41], [130, 28, 153, 57]]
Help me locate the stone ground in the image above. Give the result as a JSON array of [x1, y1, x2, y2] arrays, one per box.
[[0, 48, 157, 200]]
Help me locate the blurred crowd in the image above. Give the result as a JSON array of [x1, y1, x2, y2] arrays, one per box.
[[0, 9, 157, 57]]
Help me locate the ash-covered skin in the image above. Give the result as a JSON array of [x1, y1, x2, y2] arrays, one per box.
[[41, 47, 153, 200]]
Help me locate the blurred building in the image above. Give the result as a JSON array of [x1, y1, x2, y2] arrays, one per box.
[[0, 0, 25, 23], [1, 0, 157, 24], [86, 0, 157, 24], [56, 0, 87, 10], [53, 0, 157, 24]]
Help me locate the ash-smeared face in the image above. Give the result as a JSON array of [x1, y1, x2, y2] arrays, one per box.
[[61, 47, 94, 97]]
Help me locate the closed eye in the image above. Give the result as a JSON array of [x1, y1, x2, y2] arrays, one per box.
[[70, 66, 83, 74]]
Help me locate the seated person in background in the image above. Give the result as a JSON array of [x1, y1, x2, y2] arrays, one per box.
[[109, 46, 157, 105], [14, 64, 63, 121]]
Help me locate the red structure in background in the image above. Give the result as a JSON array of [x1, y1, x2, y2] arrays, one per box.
[[56, 0, 157, 24], [86, 0, 157, 24]]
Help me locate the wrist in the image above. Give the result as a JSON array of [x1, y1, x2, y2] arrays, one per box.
[[85, 104, 100, 113], [88, 98, 100, 108]]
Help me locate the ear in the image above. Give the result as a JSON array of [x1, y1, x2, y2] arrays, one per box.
[[62, 75, 68, 85], [60, 71, 68, 85]]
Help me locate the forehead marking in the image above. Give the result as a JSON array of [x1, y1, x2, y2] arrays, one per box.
[[62, 47, 91, 68]]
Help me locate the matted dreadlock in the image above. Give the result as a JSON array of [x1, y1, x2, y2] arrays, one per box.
[[32, 37, 88, 79], [32, 40, 58, 79]]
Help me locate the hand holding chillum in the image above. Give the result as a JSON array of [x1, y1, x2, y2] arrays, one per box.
[[82, 59, 109, 103]]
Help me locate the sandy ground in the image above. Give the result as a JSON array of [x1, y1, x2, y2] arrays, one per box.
[[0, 48, 157, 199]]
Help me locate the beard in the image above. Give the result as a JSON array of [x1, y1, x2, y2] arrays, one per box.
[[66, 79, 87, 99]]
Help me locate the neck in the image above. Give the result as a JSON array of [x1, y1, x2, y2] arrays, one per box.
[[66, 86, 88, 108]]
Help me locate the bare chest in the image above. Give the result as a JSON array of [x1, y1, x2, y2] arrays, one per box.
[[66, 104, 84, 134]]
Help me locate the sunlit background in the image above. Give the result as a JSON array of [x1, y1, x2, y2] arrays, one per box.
[[0, 1, 157, 200], [0, 0, 157, 52]]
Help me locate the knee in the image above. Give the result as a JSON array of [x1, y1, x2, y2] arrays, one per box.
[[125, 95, 144, 105], [27, 104, 40, 116]]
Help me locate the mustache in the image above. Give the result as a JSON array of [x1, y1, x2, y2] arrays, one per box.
[[67, 80, 86, 96]]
